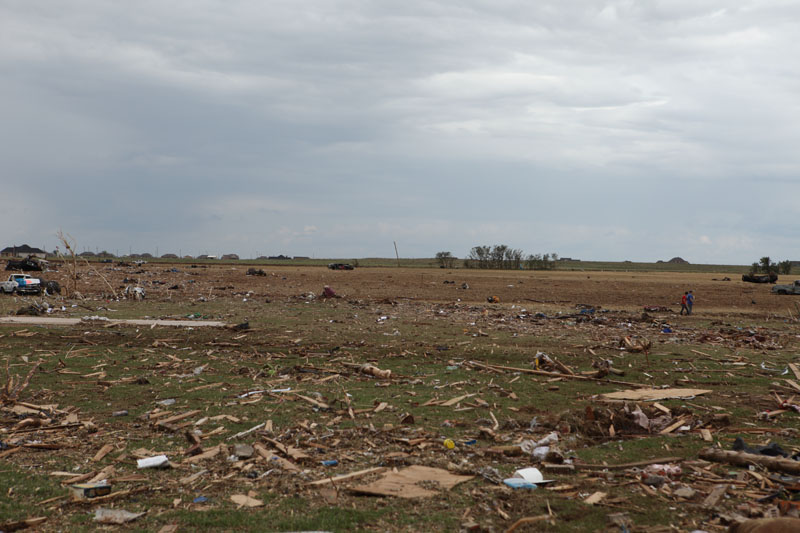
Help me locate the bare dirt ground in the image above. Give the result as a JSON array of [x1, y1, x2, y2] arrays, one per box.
[[1, 262, 799, 532]]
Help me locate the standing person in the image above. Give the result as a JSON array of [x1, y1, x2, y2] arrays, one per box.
[[680, 292, 688, 315], [687, 291, 694, 315]]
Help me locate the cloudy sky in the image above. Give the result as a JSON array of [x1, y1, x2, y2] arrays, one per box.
[[2, 1, 799, 263]]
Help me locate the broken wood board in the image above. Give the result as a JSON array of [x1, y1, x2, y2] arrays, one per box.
[[600, 388, 711, 401], [307, 467, 387, 486], [584, 491, 607, 505], [350, 465, 473, 498]]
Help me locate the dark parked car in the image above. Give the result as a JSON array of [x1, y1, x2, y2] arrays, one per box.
[[327, 263, 355, 270]]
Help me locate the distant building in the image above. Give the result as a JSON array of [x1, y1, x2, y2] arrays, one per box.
[[558, 257, 579, 262], [78, 251, 96, 257], [293, 256, 310, 260], [221, 254, 240, 260], [197, 254, 217, 260], [268, 255, 290, 260], [667, 257, 689, 264], [161, 253, 178, 259], [0, 244, 48, 259]]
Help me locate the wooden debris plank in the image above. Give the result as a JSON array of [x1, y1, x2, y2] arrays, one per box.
[[293, 393, 329, 409], [584, 491, 607, 505], [602, 388, 711, 401], [702, 484, 728, 509], [784, 379, 800, 393], [575, 456, 684, 470], [659, 416, 689, 435], [184, 445, 222, 464], [652, 402, 671, 415], [179, 469, 208, 485], [92, 444, 114, 462], [307, 467, 387, 486], [155, 410, 202, 427], [263, 437, 311, 462], [253, 443, 300, 472], [467, 361, 644, 387]]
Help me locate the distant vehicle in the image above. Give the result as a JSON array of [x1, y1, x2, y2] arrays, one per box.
[[742, 272, 778, 284], [327, 263, 355, 270], [1, 274, 42, 295], [5, 256, 46, 271], [772, 280, 800, 295]]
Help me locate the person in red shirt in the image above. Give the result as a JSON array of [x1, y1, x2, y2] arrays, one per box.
[[680, 292, 688, 315]]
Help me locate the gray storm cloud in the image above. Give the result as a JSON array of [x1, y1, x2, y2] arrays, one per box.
[[1, 1, 798, 262]]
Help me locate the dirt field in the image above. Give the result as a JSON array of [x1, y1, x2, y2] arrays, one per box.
[[1, 262, 799, 532]]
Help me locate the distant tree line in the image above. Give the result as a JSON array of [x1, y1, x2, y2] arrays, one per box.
[[435, 245, 558, 270], [750, 256, 792, 275]]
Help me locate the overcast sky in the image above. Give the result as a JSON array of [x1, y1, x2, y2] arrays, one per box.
[[2, 1, 799, 263]]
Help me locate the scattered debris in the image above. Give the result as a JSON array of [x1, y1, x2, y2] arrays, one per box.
[[93, 508, 145, 524]]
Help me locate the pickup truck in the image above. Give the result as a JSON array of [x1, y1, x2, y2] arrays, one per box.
[[772, 280, 800, 295], [1, 274, 42, 295]]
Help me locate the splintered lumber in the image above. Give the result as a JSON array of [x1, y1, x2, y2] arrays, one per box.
[[575, 456, 684, 470], [505, 515, 552, 532], [293, 393, 329, 409], [253, 443, 300, 472], [0, 447, 22, 459], [92, 444, 114, 462], [467, 361, 645, 388], [263, 437, 311, 462], [659, 416, 689, 434], [699, 448, 800, 475], [184, 445, 222, 464], [307, 466, 387, 486], [0, 517, 47, 531], [226, 422, 265, 441], [154, 410, 201, 429], [583, 492, 607, 505], [785, 380, 800, 393], [702, 484, 728, 509], [441, 393, 476, 407]]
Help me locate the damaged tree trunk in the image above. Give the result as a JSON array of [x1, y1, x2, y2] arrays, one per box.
[[699, 448, 800, 475]]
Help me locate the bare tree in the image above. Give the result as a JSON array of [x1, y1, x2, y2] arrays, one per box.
[[468, 246, 491, 268], [435, 251, 457, 269], [56, 230, 80, 298]]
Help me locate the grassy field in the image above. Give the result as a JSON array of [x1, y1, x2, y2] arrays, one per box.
[[1, 263, 799, 531]]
